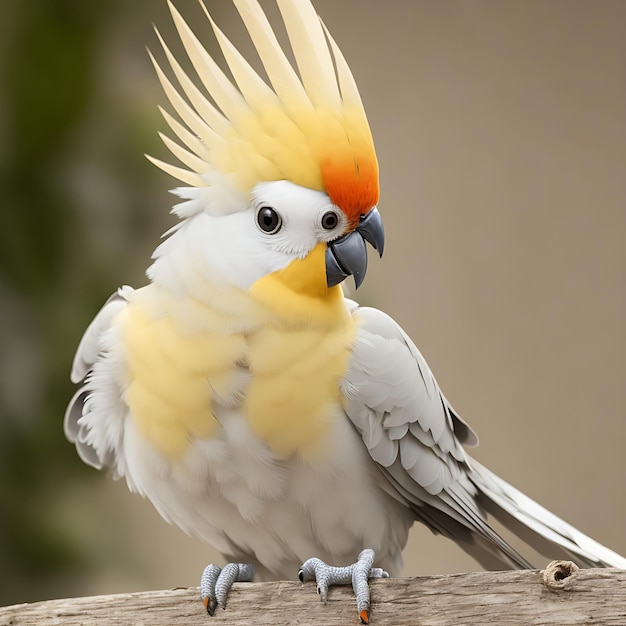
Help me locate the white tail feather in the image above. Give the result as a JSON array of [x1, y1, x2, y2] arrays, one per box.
[[471, 459, 626, 569]]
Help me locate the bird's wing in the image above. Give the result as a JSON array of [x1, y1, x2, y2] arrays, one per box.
[[64, 286, 134, 472], [341, 302, 533, 569], [342, 302, 626, 569]]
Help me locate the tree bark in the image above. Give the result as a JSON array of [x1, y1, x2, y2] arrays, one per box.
[[2, 562, 625, 626]]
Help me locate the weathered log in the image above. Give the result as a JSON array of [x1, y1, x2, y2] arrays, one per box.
[[2, 562, 626, 625]]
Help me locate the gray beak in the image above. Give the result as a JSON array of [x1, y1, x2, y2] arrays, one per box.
[[325, 207, 384, 289]]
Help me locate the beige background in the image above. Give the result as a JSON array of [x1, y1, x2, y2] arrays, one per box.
[[52, 0, 625, 598]]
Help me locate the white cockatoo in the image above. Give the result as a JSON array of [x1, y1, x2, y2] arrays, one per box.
[[65, 0, 626, 622]]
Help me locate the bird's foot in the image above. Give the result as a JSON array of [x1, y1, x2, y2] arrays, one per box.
[[200, 563, 255, 615], [298, 549, 388, 624]]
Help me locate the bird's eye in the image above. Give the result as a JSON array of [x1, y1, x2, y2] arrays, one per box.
[[257, 206, 282, 234], [321, 211, 339, 230]]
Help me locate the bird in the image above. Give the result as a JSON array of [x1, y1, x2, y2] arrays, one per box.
[[64, 0, 626, 623]]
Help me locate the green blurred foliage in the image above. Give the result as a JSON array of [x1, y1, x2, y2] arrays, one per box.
[[0, 0, 170, 605], [0, 0, 111, 605]]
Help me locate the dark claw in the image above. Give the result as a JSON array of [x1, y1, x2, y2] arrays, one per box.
[[203, 596, 217, 616], [200, 562, 255, 615]]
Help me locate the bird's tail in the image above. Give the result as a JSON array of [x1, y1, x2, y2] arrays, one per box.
[[469, 458, 626, 569]]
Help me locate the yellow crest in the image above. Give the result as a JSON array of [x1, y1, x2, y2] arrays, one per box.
[[149, 0, 379, 225]]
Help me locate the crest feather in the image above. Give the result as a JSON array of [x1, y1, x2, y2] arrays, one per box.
[[150, 0, 379, 221], [167, 1, 247, 122], [321, 22, 365, 113], [275, 0, 340, 109], [232, 0, 311, 110], [158, 106, 212, 162], [145, 155, 206, 188], [205, 11, 279, 111], [158, 132, 207, 174], [149, 49, 219, 149]]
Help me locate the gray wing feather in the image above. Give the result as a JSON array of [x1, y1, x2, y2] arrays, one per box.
[[70, 287, 130, 384], [471, 459, 626, 568], [64, 286, 132, 471], [342, 303, 626, 570], [343, 305, 474, 470], [342, 306, 532, 568]]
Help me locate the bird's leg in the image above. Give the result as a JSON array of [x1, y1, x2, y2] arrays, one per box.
[[200, 563, 255, 615], [298, 549, 388, 624]]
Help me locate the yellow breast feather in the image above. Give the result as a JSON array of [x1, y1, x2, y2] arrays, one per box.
[[123, 246, 355, 461], [246, 244, 357, 459], [245, 323, 355, 460], [121, 290, 248, 459]]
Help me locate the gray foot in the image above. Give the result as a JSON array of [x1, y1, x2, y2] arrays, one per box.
[[200, 563, 255, 615], [298, 549, 388, 624]]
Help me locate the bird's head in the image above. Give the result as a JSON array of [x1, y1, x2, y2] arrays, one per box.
[[148, 0, 383, 304]]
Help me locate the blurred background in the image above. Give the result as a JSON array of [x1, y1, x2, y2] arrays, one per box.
[[1, 0, 624, 607]]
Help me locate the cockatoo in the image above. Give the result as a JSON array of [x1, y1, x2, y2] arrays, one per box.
[[64, 0, 626, 623]]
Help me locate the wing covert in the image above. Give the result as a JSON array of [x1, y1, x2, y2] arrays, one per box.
[[64, 286, 134, 472], [340, 303, 534, 569], [342, 304, 476, 472]]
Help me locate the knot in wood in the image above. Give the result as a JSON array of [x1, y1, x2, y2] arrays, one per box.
[[542, 560, 580, 591]]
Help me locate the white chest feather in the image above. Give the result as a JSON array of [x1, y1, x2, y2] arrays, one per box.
[[120, 400, 410, 579], [84, 266, 411, 577]]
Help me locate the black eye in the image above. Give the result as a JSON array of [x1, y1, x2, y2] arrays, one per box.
[[257, 206, 282, 234], [321, 211, 339, 230]]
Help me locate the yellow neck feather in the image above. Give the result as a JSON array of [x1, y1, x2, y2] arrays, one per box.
[[122, 245, 355, 461], [248, 243, 348, 328]]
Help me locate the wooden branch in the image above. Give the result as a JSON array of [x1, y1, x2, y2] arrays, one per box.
[[2, 562, 626, 626]]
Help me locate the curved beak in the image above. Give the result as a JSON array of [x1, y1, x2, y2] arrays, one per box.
[[325, 208, 385, 289]]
